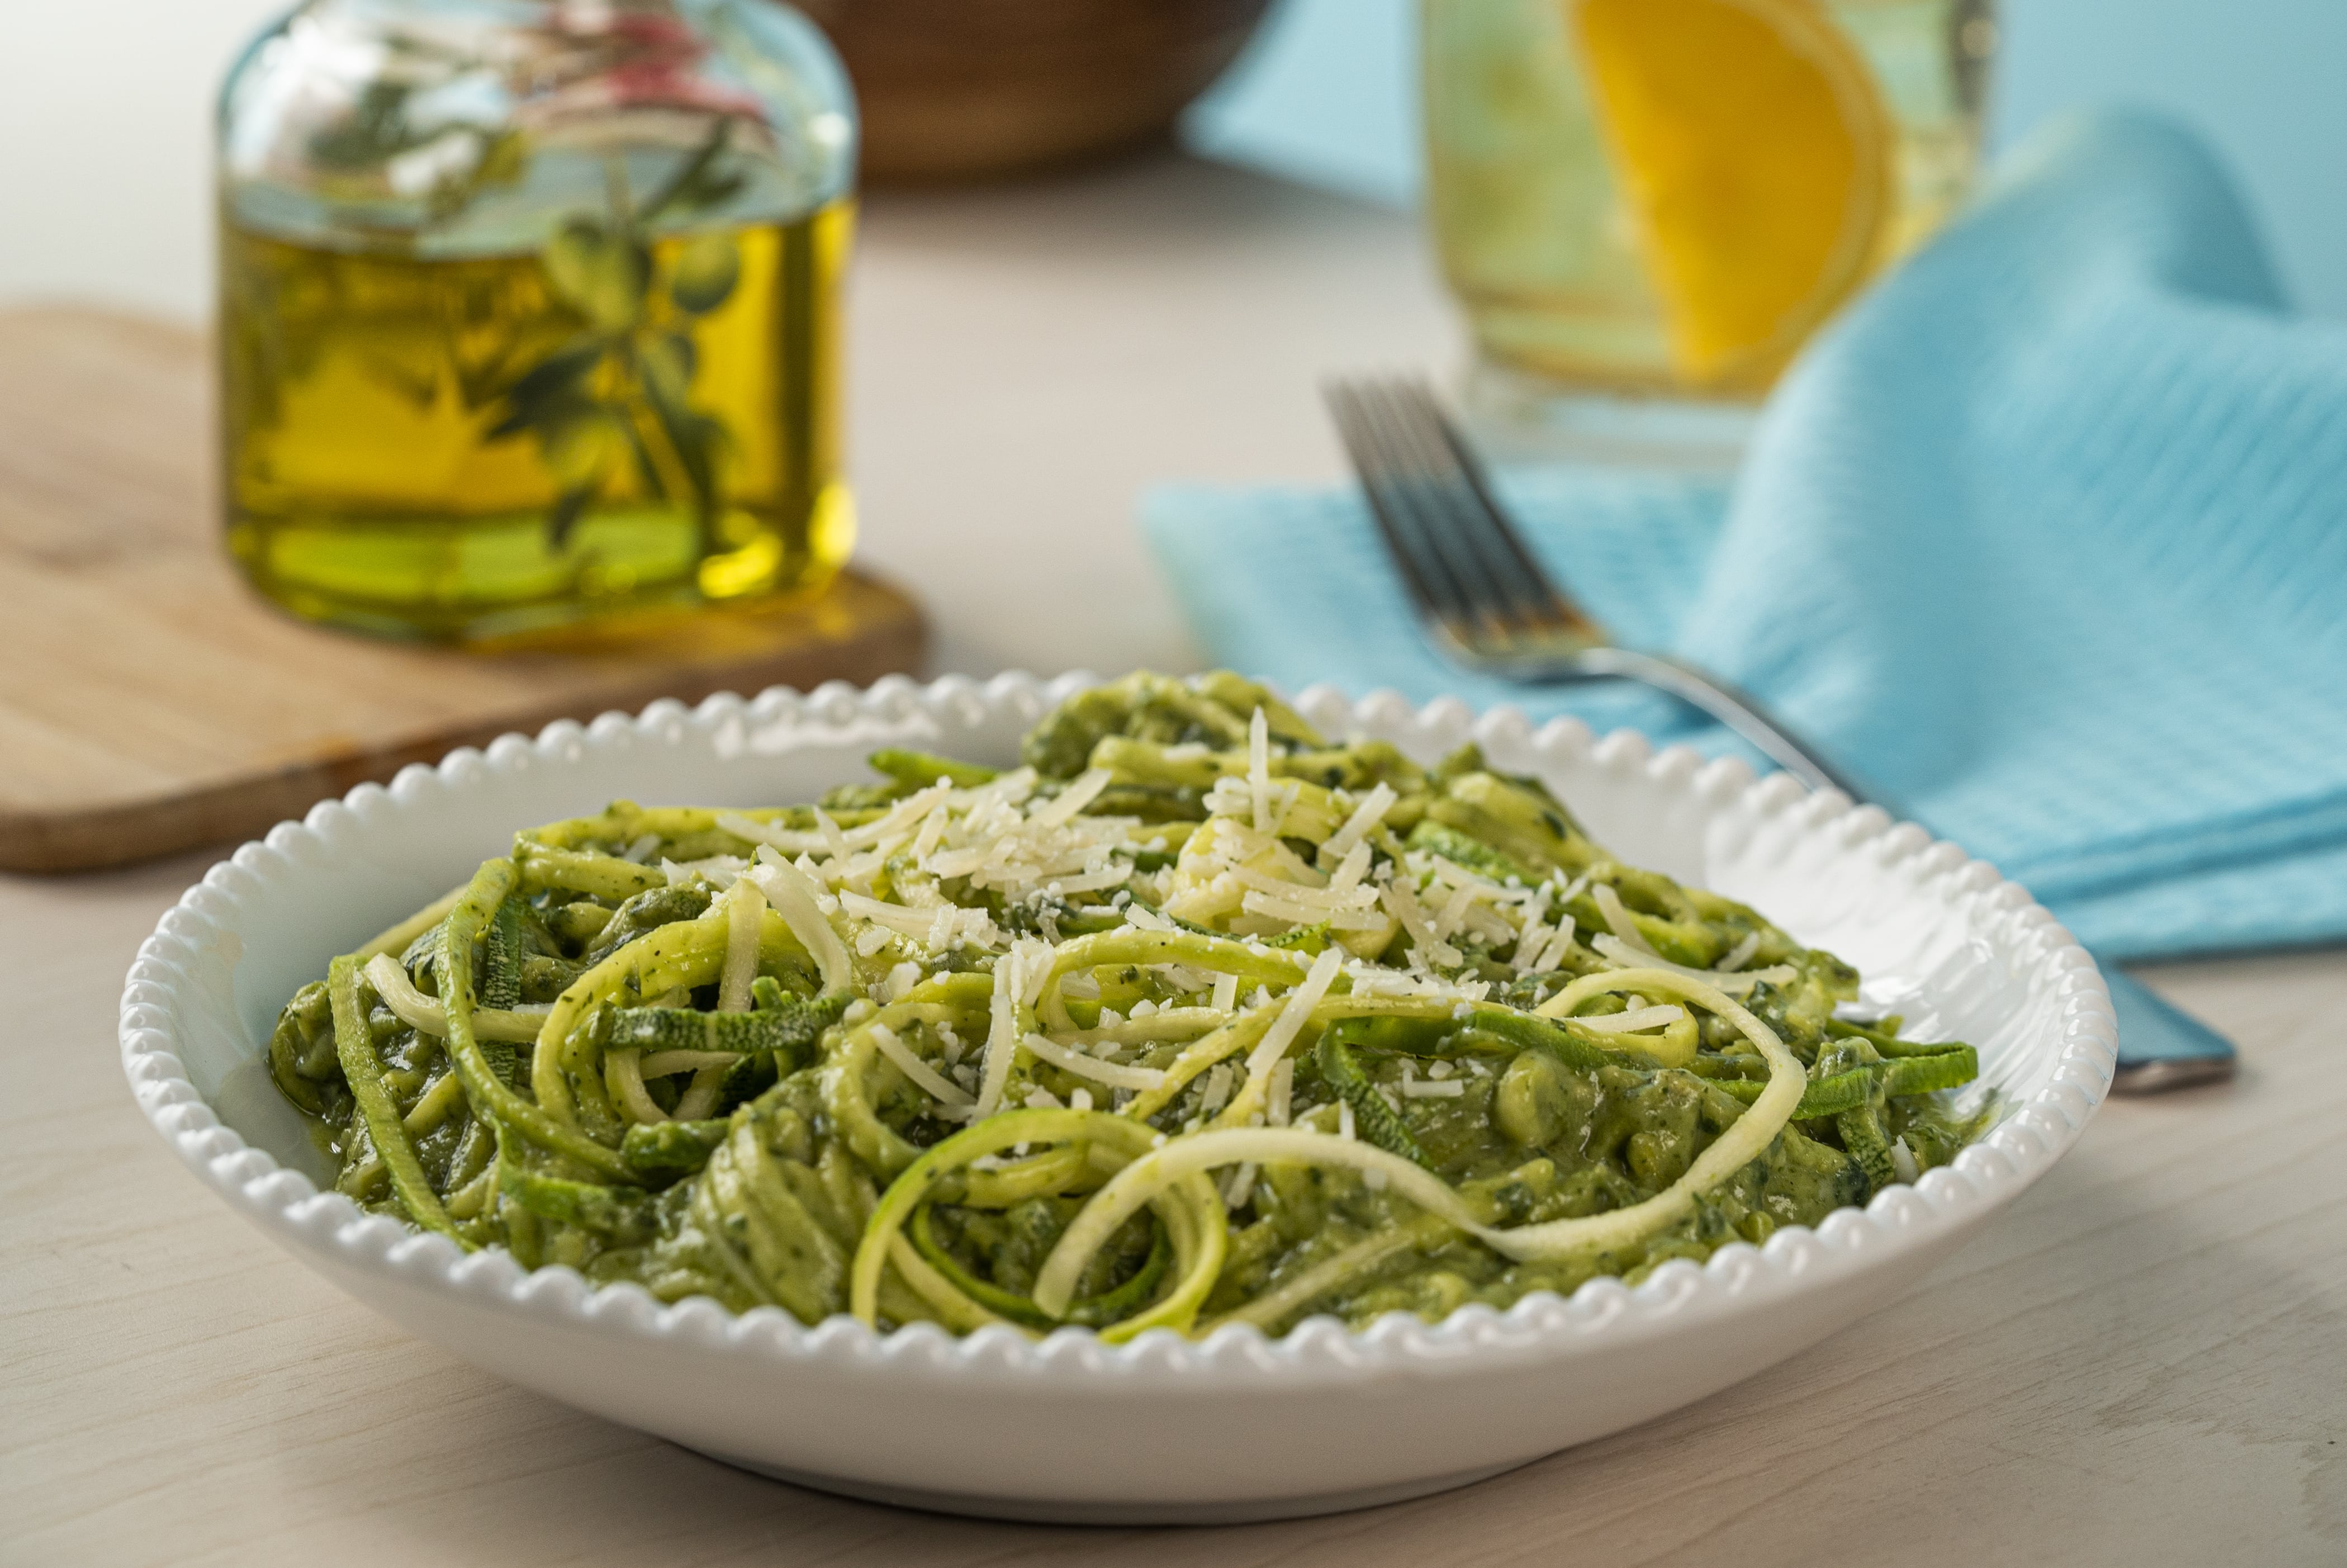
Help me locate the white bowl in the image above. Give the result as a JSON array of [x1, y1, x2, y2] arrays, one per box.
[[120, 673, 2114, 1524]]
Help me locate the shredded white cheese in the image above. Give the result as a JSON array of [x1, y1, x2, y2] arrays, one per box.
[[1379, 883, 1463, 969], [1715, 931, 1763, 973], [1591, 883, 1660, 958], [1890, 1136, 1921, 1185], [1229, 866, 1360, 909], [1241, 889, 1386, 930], [1533, 921, 1577, 973], [1241, 946, 1345, 1086], [746, 851, 852, 992], [974, 941, 1034, 1118], [1020, 1032, 1167, 1091], [870, 1022, 973, 1112], [1320, 782, 1396, 866], [1029, 768, 1113, 830], [1248, 706, 1272, 833], [1432, 880, 1480, 941]]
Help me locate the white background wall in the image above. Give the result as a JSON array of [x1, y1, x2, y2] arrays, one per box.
[[3, 0, 2343, 321], [4, 0, 286, 319]]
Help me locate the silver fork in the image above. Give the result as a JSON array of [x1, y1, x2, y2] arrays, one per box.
[[1324, 375, 2234, 1093]]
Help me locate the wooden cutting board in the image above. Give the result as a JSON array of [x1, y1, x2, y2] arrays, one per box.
[[0, 309, 927, 874]]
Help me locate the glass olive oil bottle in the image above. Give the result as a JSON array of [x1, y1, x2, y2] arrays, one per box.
[[217, 0, 857, 642]]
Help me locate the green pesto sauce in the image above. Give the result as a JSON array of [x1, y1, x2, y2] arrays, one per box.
[[268, 670, 1990, 1337]]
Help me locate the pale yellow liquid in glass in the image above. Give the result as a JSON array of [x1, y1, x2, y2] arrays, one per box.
[[221, 201, 855, 642], [1424, 0, 1990, 400]]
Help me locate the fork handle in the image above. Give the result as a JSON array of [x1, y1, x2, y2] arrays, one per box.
[[1518, 646, 2234, 1092], [1545, 647, 1869, 800]]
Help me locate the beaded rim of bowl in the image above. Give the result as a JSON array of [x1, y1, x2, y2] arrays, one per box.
[[120, 671, 2113, 1384]]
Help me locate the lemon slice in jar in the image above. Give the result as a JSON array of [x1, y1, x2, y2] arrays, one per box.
[[1572, 0, 1893, 392]]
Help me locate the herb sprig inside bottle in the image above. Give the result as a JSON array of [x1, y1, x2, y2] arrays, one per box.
[[498, 116, 748, 552], [217, 0, 857, 642]]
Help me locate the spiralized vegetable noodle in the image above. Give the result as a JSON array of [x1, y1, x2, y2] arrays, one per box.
[[268, 671, 1986, 1337]]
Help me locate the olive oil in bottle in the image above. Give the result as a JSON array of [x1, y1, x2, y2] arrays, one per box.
[[215, 0, 857, 642]]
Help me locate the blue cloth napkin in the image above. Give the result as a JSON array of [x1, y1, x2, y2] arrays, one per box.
[[1142, 113, 2347, 963]]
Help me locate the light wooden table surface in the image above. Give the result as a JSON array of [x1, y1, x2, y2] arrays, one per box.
[[7, 153, 2345, 1568]]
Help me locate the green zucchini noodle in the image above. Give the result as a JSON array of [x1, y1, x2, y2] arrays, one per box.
[[268, 670, 1992, 1337]]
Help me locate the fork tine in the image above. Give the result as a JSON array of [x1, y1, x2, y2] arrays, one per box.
[[1377, 380, 1604, 644], [1325, 381, 1492, 645], [1375, 380, 1548, 609], [1323, 382, 1445, 620], [1358, 381, 1554, 638]]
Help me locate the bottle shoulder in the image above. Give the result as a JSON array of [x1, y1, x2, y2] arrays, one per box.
[[219, 0, 854, 254]]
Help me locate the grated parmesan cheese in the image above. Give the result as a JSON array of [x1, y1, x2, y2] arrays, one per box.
[[973, 940, 1043, 1118], [1241, 946, 1344, 1087], [1028, 768, 1113, 830], [1210, 973, 1239, 1014], [870, 1023, 975, 1114], [746, 851, 852, 991], [1591, 883, 1661, 959], [1320, 782, 1396, 866], [1890, 1137, 1921, 1185], [1020, 1032, 1168, 1091], [1379, 883, 1463, 969], [1248, 707, 1272, 833]]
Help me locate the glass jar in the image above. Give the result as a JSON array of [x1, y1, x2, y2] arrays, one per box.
[[1424, 0, 1993, 459], [217, 0, 856, 642]]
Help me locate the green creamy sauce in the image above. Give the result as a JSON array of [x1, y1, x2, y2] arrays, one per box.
[[268, 670, 1990, 1337]]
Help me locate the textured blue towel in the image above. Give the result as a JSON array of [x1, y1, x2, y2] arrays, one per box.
[[1142, 114, 2347, 963]]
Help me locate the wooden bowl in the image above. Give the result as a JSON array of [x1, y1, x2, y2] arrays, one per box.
[[796, 0, 1274, 183]]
